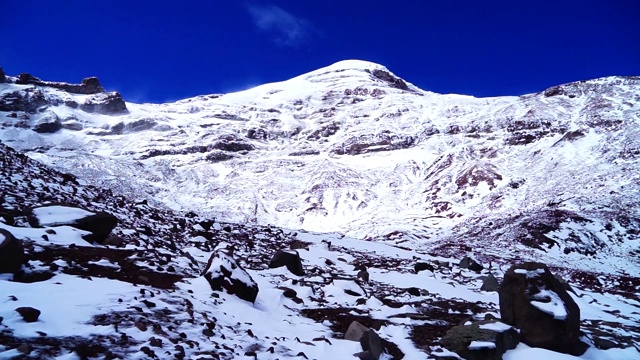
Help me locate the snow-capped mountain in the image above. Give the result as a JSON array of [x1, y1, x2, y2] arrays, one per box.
[[1, 60, 638, 276], [1, 61, 639, 359]]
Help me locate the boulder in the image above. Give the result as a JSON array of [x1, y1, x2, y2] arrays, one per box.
[[268, 250, 305, 276], [32, 111, 62, 133], [202, 244, 259, 303], [499, 262, 584, 355], [15, 307, 41, 323], [459, 256, 483, 272], [344, 321, 370, 342], [441, 320, 520, 360], [481, 273, 500, 292], [0, 229, 24, 273], [28, 205, 118, 244], [358, 329, 384, 360], [414, 262, 435, 273], [80, 92, 128, 115]]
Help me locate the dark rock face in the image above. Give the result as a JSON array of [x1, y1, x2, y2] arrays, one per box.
[[370, 69, 409, 91], [0, 89, 59, 113], [0, 229, 24, 273], [15, 307, 41, 323], [481, 273, 500, 292], [499, 262, 583, 355], [441, 320, 520, 360], [11, 72, 105, 94], [202, 247, 259, 303], [358, 329, 384, 360], [80, 92, 128, 115], [0, 67, 5, 83], [459, 256, 483, 272], [268, 250, 305, 276], [33, 111, 62, 134], [79, 77, 105, 94]]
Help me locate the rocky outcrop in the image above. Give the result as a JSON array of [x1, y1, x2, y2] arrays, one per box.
[[369, 69, 409, 91], [32, 111, 62, 134], [499, 262, 584, 355], [80, 92, 128, 115], [0, 229, 24, 273], [268, 250, 305, 276], [441, 320, 520, 360], [0, 67, 5, 83], [202, 244, 259, 303], [13, 72, 105, 94], [28, 205, 118, 244], [0, 89, 60, 113]]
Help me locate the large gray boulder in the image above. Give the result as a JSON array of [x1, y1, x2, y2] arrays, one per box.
[[499, 262, 584, 355]]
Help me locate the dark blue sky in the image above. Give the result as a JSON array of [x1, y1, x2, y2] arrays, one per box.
[[2, 1, 638, 103]]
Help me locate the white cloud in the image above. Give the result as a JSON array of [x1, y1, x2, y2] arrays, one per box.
[[247, 4, 312, 47]]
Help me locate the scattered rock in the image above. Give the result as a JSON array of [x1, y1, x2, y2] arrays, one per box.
[[441, 320, 520, 360], [269, 250, 305, 276], [481, 273, 500, 292], [15, 307, 41, 322], [0, 229, 24, 273], [459, 256, 483, 272], [499, 262, 584, 355], [17, 343, 31, 354], [202, 244, 259, 303]]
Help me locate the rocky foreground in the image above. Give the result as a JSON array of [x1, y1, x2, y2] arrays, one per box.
[[1, 141, 639, 359]]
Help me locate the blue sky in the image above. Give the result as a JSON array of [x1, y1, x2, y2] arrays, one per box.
[[1, 1, 638, 103]]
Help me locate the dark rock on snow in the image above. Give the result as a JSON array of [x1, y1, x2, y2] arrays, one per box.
[[15, 307, 41, 323], [358, 329, 385, 360], [459, 256, 483, 272], [414, 262, 435, 273], [481, 273, 500, 292], [269, 250, 305, 276], [202, 245, 259, 303], [441, 320, 520, 360], [499, 262, 585, 355], [0, 228, 25, 273]]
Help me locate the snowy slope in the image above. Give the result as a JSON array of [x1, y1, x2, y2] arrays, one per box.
[[0, 143, 638, 359], [1, 60, 638, 279]]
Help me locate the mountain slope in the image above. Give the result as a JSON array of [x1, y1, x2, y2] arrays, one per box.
[[1, 60, 638, 278]]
